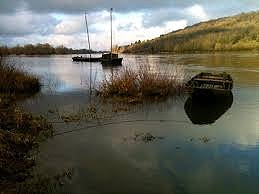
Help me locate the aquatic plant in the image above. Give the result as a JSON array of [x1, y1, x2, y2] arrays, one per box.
[[0, 55, 40, 94], [98, 64, 186, 102], [0, 98, 53, 193]]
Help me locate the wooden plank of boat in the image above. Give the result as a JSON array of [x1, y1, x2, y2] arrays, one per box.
[[185, 72, 233, 94], [193, 78, 233, 83]]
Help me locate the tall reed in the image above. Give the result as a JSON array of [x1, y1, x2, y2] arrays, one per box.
[[0, 58, 40, 94], [99, 64, 186, 102]]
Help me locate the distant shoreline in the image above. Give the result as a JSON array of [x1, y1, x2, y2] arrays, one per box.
[[5, 50, 259, 57], [0, 43, 102, 56], [120, 49, 259, 54]]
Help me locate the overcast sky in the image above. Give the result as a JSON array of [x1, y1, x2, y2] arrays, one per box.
[[0, 0, 259, 50]]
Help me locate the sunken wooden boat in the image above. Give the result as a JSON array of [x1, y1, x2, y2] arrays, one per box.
[[185, 72, 233, 95], [72, 56, 101, 62], [100, 53, 122, 66]]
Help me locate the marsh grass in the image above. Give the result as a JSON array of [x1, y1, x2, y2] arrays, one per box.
[[0, 98, 53, 193], [0, 64, 40, 94], [0, 54, 40, 94], [17, 168, 73, 194], [98, 64, 186, 103], [0, 55, 68, 193]]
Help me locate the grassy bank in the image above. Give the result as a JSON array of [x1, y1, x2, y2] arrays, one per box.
[[98, 66, 185, 103]]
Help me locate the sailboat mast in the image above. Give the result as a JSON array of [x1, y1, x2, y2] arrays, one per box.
[[85, 12, 92, 96], [85, 12, 91, 59], [110, 8, 113, 59]]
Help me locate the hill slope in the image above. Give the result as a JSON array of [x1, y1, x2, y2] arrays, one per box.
[[120, 11, 259, 53]]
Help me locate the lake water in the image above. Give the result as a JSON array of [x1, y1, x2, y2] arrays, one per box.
[[16, 52, 259, 193]]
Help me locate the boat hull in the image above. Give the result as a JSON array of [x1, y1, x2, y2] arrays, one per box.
[[185, 72, 233, 96], [72, 56, 101, 62], [186, 87, 232, 96], [101, 57, 123, 66]]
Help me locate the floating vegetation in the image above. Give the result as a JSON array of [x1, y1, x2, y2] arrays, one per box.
[[187, 136, 214, 144], [123, 132, 164, 143], [58, 102, 131, 124], [59, 105, 102, 124], [199, 136, 211, 143]]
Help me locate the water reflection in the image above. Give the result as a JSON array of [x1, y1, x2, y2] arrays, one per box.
[[15, 53, 259, 193], [184, 92, 233, 124], [101, 64, 122, 72]]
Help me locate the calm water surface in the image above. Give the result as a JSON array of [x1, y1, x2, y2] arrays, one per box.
[[16, 52, 259, 193]]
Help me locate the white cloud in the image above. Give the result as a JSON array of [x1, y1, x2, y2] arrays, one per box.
[[48, 11, 185, 49], [1, 1, 259, 50], [185, 4, 208, 21], [46, 34, 79, 47], [0, 10, 57, 36], [110, 12, 187, 48], [33, 10, 187, 50], [1, 34, 46, 46], [164, 20, 188, 32], [54, 16, 83, 35]]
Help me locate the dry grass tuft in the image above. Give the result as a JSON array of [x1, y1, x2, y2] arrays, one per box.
[[0, 64, 40, 94], [98, 65, 186, 102], [0, 98, 53, 193], [0, 55, 52, 193]]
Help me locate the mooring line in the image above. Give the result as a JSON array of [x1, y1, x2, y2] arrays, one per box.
[[52, 119, 191, 136]]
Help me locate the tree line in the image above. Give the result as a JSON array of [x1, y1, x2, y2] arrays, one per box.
[[0, 43, 100, 56]]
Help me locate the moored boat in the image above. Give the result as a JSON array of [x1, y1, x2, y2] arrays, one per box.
[[72, 56, 101, 62], [100, 53, 122, 66], [72, 12, 101, 63], [101, 8, 123, 66]]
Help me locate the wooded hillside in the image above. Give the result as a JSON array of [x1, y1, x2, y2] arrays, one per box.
[[120, 11, 259, 53]]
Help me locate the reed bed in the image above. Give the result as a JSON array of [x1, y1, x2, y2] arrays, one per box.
[[0, 58, 49, 193], [98, 65, 186, 103], [0, 98, 53, 193], [0, 64, 40, 94], [0, 56, 65, 193]]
